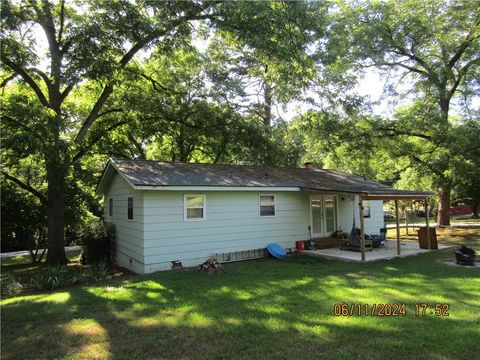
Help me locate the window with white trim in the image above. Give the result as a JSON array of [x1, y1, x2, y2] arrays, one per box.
[[260, 195, 276, 217], [362, 200, 371, 218], [108, 198, 113, 217], [127, 197, 133, 220], [184, 194, 206, 221]]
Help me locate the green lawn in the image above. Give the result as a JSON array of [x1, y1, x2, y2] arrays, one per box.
[[1, 250, 81, 285], [450, 214, 480, 224], [2, 248, 479, 360], [386, 227, 480, 247], [1, 250, 81, 267], [385, 214, 480, 226]]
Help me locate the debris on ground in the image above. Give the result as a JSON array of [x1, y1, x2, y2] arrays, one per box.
[[197, 257, 224, 275]]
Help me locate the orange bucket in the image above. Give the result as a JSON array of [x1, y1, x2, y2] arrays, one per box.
[[296, 240, 305, 252]]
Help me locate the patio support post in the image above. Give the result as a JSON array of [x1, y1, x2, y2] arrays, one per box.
[[425, 199, 431, 250], [359, 198, 366, 261], [395, 200, 400, 255]]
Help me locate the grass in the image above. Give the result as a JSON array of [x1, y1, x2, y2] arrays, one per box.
[[1, 250, 81, 284], [386, 227, 480, 247], [385, 214, 480, 226], [449, 214, 480, 224], [1, 250, 81, 267], [2, 244, 479, 359]]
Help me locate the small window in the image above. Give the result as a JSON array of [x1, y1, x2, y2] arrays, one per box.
[[363, 200, 371, 218], [184, 194, 206, 221], [260, 195, 276, 217], [127, 197, 133, 220], [108, 198, 113, 217]]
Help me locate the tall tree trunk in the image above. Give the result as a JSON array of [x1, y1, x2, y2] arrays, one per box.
[[45, 156, 68, 265], [262, 80, 274, 166], [437, 186, 451, 226], [263, 81, 273, 127], [472, 200, 479, 219]]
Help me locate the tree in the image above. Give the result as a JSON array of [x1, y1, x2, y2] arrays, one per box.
[[451, 119, 480, 218], [115, 47, 270, 164], [206, 1, 327, 164], [336, 0, 480, 225], [1, 1, 323, 264], [1, 180, 46, 257], [1, 0, 218, 264]]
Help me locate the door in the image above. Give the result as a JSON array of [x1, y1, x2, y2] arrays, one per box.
[[310, 195, 337, 237]]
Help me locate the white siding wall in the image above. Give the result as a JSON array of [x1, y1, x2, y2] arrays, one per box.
[[337, 194, 357, 233], [142, 191, 311, 272], [102, 176, 385, 274], [337, 195, 384, 235], [104, 173, 145, 274], [363, 200, 384, 234]]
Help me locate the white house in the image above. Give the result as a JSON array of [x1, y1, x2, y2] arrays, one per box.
[[96, 159, 431, 274]]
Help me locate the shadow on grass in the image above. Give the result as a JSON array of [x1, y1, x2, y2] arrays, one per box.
[[2, 251, 479, 360]]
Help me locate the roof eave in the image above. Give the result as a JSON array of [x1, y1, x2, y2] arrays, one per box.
[[362, 192, 434, 201], [95, 158, 136, 196]]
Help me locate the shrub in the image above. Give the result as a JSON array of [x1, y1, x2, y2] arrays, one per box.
[[30, 265, 68, 290], [80, 222, 115, 265], [1, 273, 23, 296], [82, 261, 109, 282]]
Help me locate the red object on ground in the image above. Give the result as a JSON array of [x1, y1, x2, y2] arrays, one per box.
[[296, 240, 305, 252], [449, 204, 472, 216]]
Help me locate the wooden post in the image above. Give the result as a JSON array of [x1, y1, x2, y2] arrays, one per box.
[[425, 199, 431, 250], [359, 198, 366, 261], [395, 200, 400, 255], [405, 202, 409, 236]]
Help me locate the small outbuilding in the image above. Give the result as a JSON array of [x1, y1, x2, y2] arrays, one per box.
[[96, 158, 431, 274]]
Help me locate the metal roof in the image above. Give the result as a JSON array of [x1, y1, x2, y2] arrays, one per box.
[[96, 158, 433, 199]]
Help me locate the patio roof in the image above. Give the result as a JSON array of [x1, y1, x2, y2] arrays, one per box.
[[361, 194, 431, 200]]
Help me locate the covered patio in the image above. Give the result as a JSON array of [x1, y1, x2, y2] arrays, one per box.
[[304, 239, 450, 262], [307, 191, 440, 261]]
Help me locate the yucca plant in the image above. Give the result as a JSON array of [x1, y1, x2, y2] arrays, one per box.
[[30, 265, 68, 290]]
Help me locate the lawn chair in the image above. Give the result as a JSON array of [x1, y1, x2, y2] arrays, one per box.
[[370, 227, 387, 248]]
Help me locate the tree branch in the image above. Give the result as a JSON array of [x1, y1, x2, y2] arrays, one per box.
[[2, 172, 47, 205], [1, 73, 19, 88], [1, 114, 44, 140], [74, 84, 114, 144], [447, 15, 480, 69], [448, 57, 480, 100], [127, 134, 147, 159], [97, 108, 124, 118], [60, 83, 75, 102], [409, 154, 444, 178], [72, 120, 129, 163], [29, 67, 52, 88], [74, 6, 216, 144], [139, 72, 187, 96], [58, 0, 65, 44], [1, 57, 51, 108], [379, 126, 432, 141]]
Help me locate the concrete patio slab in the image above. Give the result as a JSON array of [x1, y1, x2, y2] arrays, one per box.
[[303, 240, 451, 262]]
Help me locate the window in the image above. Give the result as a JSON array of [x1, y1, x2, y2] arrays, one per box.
[[127, 197, 133, 220], [260, 195, 276, 217], [362, 200, 371, 218], [184, 194, 206, 221], [108, 198, 113, 217]]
